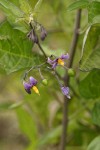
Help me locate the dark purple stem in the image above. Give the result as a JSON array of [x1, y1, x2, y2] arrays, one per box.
[[59, 9, 81, 150]]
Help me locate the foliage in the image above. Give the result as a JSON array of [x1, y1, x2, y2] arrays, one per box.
[[92, 102, 100, 126], [87, 136, 100, 150], [79, 69, 100, 99], [0, 21, 43, 74]]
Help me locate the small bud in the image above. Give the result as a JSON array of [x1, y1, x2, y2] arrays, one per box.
[[61, 86, 71, 99], [42, 79, 48, 86], [40, 26, 47, 41], [27, 29, 38, 44], [68, 68, 75, 77]]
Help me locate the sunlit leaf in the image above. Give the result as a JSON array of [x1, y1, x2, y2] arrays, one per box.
[[34, 0, 43, 13], [0, 0, 29, 33], [87, 136, 100, 150], [0, 0, 23, 17], [19, 0, 32, 14], [79, 25, 100, 71], [0, 21, 44, 74]]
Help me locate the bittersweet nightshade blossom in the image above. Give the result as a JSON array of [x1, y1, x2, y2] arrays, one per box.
[[61, 86, 71, 99], [47, 53, 69, 69], [23, 76, 40, 95]]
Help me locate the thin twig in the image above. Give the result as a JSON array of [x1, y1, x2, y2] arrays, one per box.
[[29, 22, 47, 59], [38, 68, 44, 79], [37, 42, 47, 59], [60, 9, 81, 150], [24, 62, 46, 80]]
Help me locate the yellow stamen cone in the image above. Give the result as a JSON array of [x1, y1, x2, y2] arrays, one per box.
[[57, 58, 64, 66], [32, 86, 40, 95]]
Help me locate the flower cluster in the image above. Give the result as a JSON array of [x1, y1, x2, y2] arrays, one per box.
[[23, 53, 71, 99], [23, 21, 71, 99], [23, 76, 71, 99], [27, 25, 47, 44]]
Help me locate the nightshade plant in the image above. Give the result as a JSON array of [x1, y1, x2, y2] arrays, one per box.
[[23, 18, 71, 98], [0, 0, 100, 150]]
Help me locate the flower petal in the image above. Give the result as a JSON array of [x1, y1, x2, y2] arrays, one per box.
[[29, 76, 37, 86], [61, 53, 69, 60], [52, 62, 57, 69], [47, 57, 53, 64], [23, 82, 31, 94], [47, 57, 57, 64]]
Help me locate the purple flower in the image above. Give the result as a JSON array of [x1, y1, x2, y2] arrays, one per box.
[[47, 53, 69, 69], [61, 86, 71, 99], [23, 76, 40, 95]]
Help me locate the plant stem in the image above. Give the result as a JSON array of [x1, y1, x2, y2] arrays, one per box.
[[59, 9, 81, 150], [24, 62, 46, 80], [29, 22, 47, 59], [37, 42, 47, 59]]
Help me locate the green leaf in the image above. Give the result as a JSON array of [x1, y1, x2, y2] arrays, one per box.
[[88, 1, 100, 24], [0, 0, 23, 17], [16, 107, 37, 146], [34, 0, 43, 12], [28, 0, 37, 7], [0, 0, 29, 33], [79, 25, 100, 71], [92, 102, 100, 126], [19, 0, 32, 14], [67, 0, 89, 11], [38, 126, 61, 146], [0, 21, 43, 74], [87, 136, 100, 150], [79, 69, 100, 99]]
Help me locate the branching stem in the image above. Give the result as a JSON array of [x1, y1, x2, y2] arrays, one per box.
[[60, 9, 81, 150]]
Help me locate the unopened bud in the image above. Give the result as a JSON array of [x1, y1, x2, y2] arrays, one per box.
[[40, 26, 47, 41], [32, 30, 39, 43], [42, 79, 48, 86], [68, 68, 75, 77], [27, 29, 38, 44]]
